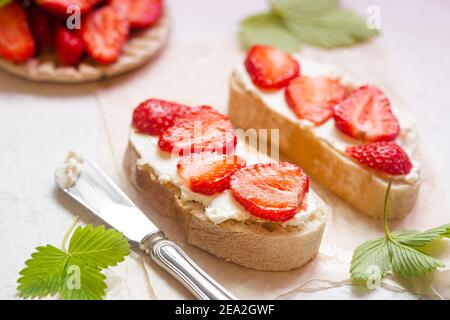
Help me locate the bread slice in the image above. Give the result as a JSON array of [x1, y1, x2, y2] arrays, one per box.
[[125, 140, 328, 271], [228, 71, 420, 219]]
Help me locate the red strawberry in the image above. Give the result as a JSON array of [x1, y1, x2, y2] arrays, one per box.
[[27, 7, 53, 53], [177, 153, 246, 195], [35, 0, 95, 16], [109, 0, 163, 30], [346, 142, 412, 175], [230, 162, 309, 222], [285, 76, 347, 125], [333, 85, 400, 142], [55, 26, 85, 65], [158, 106, 237, 156], [245, 45, 300, 90], [132, 99, 190, 136], [81, 6, 130, 64], [0, 2, 35, 62]]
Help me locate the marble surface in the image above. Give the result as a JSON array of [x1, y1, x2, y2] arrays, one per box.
[[0, 0, 449, 299]]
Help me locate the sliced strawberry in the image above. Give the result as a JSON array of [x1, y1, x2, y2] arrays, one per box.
[[333, 85, 400, 142], [230, 162, 309, 222], [132, 99, 190, 136], [177, 153, 246, 195], [245, 45, 300, 90], [158, 106, 237, 156], [35, 0, 95, 16], [346, 142, 412, 176], [285, 76, 347, 125], [81, 6, 129, 64], [27, 7, 53, 53], [55, 26, 85, 65], [109, 0, 163, 30], [0, 2, 35, 62]]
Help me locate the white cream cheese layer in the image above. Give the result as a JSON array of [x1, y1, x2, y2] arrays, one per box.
[[235, 56, 420, 184], [55, 151, 84, 188], [130, 131, 319, 226]]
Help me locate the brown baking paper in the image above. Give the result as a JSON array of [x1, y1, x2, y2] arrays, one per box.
[[97, 37, 450, 300]]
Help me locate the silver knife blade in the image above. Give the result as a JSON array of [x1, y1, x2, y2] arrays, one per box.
[[55, 159, 158, 242]]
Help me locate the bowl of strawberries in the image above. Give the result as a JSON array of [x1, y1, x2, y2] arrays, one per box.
[[0, 0, 169, 83]]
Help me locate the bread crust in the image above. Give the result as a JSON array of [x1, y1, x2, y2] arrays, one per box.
[[125, 142, 327, 271], [228, 72, 420, 219]]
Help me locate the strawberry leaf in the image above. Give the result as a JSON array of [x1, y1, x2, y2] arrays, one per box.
[[239, 12, 301, 53], [283, 11, 378, 49], [350, 238, 390, 281], [17, 224, 129, 300], [17, 245, 68, 299], [392, 224, 450, 247], [68, 225, 130, 268]]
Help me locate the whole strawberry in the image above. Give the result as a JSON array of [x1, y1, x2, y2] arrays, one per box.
[[55, 26, 84, 66], [346, 141, 412, 175]]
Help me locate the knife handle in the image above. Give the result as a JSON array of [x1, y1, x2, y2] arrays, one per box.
[[140, 231, 237, 300]]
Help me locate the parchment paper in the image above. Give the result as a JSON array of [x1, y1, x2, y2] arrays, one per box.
[[97, 37, 450, 299]]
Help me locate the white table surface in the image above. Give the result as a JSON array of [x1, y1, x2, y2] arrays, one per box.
[[1, 0, 449, 299]]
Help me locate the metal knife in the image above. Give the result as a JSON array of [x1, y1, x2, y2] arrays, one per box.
[[55, 159, 236, 300]]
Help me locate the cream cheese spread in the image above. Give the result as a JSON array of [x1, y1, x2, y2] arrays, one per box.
[[129, 131, 320, 226], [56, 151, 84, 188]]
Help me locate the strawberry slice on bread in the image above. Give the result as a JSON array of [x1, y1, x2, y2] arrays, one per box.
[[177, 153, 246, 195], [230, 162, 309, 222], [245, 45, 300, 90], [132, 99, 190, 135], [346, 142, 412, 176], [0, 3, 35, 63], [333, 85, 400, 142], [285, 76, 347, 125], [158, 106, 237, 156]]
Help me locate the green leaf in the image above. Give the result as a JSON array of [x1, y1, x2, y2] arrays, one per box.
[[272, 0, 337, 20], [283, 11, 378, 49], [350, 181, 449, 283], [392, 224, 450, 247], [0, 0, 13, 8], [389, 242, 444, 278], [238, 12, 301, 53], [350, 238, 391, 281], [17, 224, 130, 300], [68, 225, 130, 268], [17, 245, 68, 299], [60, 264, 107, 300]]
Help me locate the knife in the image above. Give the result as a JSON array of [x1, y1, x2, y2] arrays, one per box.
[[55, 159, 236, 300]]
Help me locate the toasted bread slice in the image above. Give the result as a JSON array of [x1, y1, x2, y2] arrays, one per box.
[[125, 137, 328, 271], [228, 70, 420, 219]]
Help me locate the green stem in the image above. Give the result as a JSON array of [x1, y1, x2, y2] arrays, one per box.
[[383, 181, 393, 240], [62, 216, 79, 252]]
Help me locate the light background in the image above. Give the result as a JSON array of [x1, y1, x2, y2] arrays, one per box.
[[0, 0, 449, 299]]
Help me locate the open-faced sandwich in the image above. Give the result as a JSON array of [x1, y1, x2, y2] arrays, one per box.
[[125, 99, 328, 271], [229, 45, 420, 219], [0, 0, 168, 83]]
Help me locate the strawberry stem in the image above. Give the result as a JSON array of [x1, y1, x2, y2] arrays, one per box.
[[62, 216, 79, 252]]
